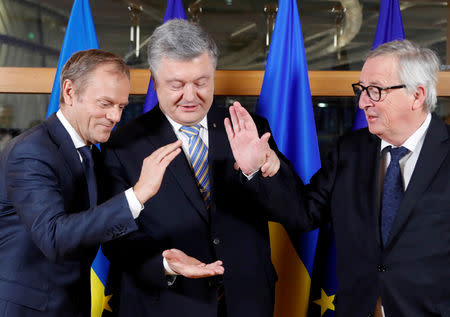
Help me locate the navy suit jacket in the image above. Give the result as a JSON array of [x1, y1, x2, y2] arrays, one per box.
[[100, 105, 287, 317], [0, 114, 137, 317], [259, 113, 450, 317]]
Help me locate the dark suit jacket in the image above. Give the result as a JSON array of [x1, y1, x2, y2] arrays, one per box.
[[0, 114, 137, 317], [259, 113, 450, 317], [100, 105, 286, 317]]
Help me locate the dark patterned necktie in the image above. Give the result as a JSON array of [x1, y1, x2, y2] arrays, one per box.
[[179, 125, 211, 209], [381, 146, 408, 245], [78, 146, 98, 209]]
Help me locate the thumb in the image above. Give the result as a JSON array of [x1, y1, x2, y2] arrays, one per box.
[[261, 132, 271, 143]]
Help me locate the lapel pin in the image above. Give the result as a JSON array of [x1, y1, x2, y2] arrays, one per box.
[[213, 123, 217, 128]]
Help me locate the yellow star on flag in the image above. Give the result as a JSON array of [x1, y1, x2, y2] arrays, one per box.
[[313, 288, 335, 316], [103, 294, 112, 312]]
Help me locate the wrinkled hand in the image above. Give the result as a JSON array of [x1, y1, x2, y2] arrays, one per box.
[[233, 149, 280, 177], [133, 140, 182, 204], [224, 102, 270, 175], [163, 249, 224, 278]]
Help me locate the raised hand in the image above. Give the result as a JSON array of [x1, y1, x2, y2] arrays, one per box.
[[162, 249, 224, 278], [224, 102, 270, 175], [133, 140, 182, 204]]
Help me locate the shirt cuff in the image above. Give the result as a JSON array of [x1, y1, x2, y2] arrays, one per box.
[[125, 188, 144, 219], [163, 257, 178, 275], [242, 169, 259, 180]]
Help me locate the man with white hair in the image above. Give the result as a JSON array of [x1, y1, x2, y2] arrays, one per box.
[[228, 40, 450, 317]]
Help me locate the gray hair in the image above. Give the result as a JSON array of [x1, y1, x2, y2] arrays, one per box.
[[147, 19, 218, 79], [366, 40, 440, 112]]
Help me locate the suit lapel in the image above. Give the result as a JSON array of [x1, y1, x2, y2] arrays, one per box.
[[207, 106, 232, 216], [145, 107, 210, 222], [44, 114, 89, 209], [386, 114, 450, 247], [361, 132, 383, 248], [45, 114, 85, 182]]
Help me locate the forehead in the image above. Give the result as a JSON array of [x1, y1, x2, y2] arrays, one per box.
[[156, 53, 215, 81], [360, 55, 399, 85]]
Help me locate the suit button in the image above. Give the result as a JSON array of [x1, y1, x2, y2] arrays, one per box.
[[213, 238, 221, 245], [377, 265, 387, 272]]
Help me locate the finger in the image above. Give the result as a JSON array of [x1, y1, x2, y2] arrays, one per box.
[[224, 118, 235, 140], [228, 105, 240, 133], [260, 132, 271, 144], [151, 140, 182, 162], [234, 102, 247, 132], [160, 148, 182, 169]]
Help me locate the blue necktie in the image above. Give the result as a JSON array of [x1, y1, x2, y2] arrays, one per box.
[[180, 125, 211, 209], [78, 146, 97, 209], [381, 146, 408, 245]]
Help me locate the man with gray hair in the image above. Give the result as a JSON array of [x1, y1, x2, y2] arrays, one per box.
[[226, 39, 450, 316], [101, 19, 283, 317]]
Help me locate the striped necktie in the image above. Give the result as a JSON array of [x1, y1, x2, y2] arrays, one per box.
[[180, 124, 211, 208]]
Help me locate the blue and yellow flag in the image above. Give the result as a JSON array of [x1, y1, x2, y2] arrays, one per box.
[[142, 0, 186, 114], [46, 0, 98, 118], [352, 0, 405, 130], [256, 0, 321, 315]]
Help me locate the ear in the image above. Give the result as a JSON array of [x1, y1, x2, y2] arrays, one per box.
[[62, 79, 75, 106], [152, 77, 159, 93], [411, 85, 427, 111]]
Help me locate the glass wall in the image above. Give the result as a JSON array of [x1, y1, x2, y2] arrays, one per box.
[[0, 0, 447, 69], [0, 0, 449, 154]]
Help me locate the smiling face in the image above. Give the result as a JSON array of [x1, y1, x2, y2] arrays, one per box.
[[153, 52, 215, 126], [358, 55, 427, 145], [61, 63, 130, 145]]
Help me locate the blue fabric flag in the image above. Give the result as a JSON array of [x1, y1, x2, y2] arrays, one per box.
[[46, 0, 98, 118], [256, 0, 321, 314], [352, 0, 405, 130], [142, 0, 186, 114]]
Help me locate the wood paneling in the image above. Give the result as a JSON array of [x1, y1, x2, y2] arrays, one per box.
[[0, 67, 450, 96]]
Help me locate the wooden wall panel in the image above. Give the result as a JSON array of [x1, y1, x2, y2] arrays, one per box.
[[0, 67, 449, 96]]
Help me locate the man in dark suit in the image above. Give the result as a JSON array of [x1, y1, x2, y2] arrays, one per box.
[[0, 49, 223, 317], [101, 19, 282, 317], [230, 40, 450, 317]]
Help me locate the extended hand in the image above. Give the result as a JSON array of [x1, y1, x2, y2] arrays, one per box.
[[224, 102, 270, 175], [133, 140, 182, 204], [162, 249, 224, 278]]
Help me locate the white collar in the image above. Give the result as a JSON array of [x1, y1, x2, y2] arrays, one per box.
[[380, 112, 431, 153], [56, 109, 87, 149]]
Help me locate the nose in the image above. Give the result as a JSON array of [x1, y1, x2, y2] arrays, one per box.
[[183, 84, 196, 102], [106, 106, 122, 123], [358, 89, 372, 110]]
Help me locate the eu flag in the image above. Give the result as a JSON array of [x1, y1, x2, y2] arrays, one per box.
[[46, 0, 98, 118], [256, 0, 321, 315], [142, 0, 186, 114], [352, 0, 405, 130]]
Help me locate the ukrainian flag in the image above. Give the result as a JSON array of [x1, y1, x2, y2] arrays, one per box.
[[256, 0, 321, 315]]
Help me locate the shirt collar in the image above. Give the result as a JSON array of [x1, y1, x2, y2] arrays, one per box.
[[165, 114, 208, 133], [56, 109, 87, 149], [380, 112, 432, 153]]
